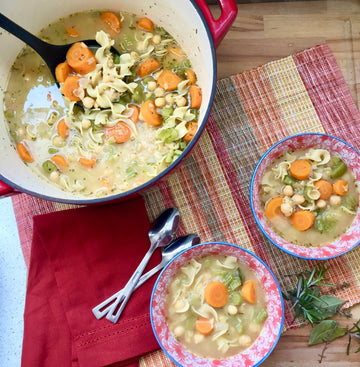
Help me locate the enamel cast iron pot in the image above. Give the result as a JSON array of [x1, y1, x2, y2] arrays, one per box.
[[0, 0, 237, 204]]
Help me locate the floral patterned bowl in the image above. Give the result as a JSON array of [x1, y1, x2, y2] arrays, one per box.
[[150, 242, 284, 367], [250, 133, 360, 260]]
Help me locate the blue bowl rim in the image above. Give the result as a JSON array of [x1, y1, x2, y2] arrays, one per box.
[[249, 132, 360, 261], [150, 241, 285, 367]]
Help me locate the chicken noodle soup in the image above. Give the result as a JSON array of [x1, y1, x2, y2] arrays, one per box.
[[3, 10, 202, 198], [260, 148, 359, 247], [165, 255, 268, 359]]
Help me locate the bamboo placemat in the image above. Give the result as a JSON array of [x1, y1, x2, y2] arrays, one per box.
[[12, 43, 360, 366]]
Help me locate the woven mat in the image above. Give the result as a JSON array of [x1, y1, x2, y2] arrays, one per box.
[[12, 44, 360, 367]]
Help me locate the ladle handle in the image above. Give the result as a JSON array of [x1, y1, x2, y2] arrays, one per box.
[[0, 13, 54, 58]]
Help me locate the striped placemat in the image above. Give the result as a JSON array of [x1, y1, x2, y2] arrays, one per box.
[[12, 43, 360, 366]]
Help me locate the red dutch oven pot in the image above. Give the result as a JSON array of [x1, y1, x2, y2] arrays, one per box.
[[0, 0, 237, 204]]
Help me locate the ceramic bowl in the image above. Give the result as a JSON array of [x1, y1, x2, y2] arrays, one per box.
[[250, 133, 360, 260], [150, 242, 284, 367]]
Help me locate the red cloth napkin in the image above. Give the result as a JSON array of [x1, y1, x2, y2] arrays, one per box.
[[21, 196, 162, 367]]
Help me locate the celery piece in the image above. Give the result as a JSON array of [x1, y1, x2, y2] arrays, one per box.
[[234, 317, 244, 334], [190, 108, 199, 121], [42, 160, 57, 174], [330, 157, 347, 178], [229, 292, 244, 306], [119, 34, 136, 51], [125, 166, 137, 179], [4, 109, 14, 119], [254, 308, 268, 323], [342, 195, 358, 213], [228, 278, 242, 292], [161, 106, 174, 120], [158, 128, 178, 143], [314, 211, 337, 234], [165, 150, 174, 163], [283, 175, 297, 187], [113, 53, 120, 64], [185, 314, 196, 330], [223, 272, 233, 287], [48, 147, 59, 154], [132, 84, 145, 104]]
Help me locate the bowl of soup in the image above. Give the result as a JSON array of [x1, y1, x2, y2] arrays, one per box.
[[250, 133, 360, 260], [0, 0, 237, 203], [150, 242, 284, 367]]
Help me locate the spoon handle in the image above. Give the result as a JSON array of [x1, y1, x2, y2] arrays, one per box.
[[106, 246, 156, 323], [92, 260, 166, 320]]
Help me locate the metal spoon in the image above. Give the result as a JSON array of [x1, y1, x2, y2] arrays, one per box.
[[92, 234, 200, 321], [105, 207, 180, 324], [0, 13, 119, 86]]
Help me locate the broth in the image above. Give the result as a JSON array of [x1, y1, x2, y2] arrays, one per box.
[[165, 255, 268, 359], [3, 10, 201, 198]]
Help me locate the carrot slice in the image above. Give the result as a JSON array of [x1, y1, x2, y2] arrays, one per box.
[[137, 17, 154, 31], [264, 196, 283, 219], [105, 122, 131, 143], [66, 42, 96, 75], [185, 69, 197, 84], [333, 179, 349, 196], [66, 26, 80, 38], [129, 104, 139, 123], [57, 119, 69, 139], [183, 121, 198, 142], [157, 69, 182, 91], [241, 280, 256, 304], [101, 12, 121, 34], [55, 62, 73, 83], [51, 155, 68, 169], [314, 179, 333, 200], [289, 159, 312, 180], [195, 318, 214, 335], [79, 157, 96, 168], [17, 141, 34, 163], [291, 210, 315, 231], [189, 85, 202, 108], [138, 58, 161, 78], [204, 281, 228, 308], [62, 75, 82, 102], [140, 100, 162, 126]]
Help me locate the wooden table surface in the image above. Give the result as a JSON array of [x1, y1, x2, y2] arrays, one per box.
[[210, 1, 360, 366]]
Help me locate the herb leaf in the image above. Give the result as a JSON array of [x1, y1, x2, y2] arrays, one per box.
[[309, 320, 347, 345]]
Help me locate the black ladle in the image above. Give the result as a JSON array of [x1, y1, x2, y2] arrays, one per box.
[[0, 13, 119, 86]]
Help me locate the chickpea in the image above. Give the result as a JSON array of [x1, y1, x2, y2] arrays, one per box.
[[329, 195, 341, 206], [194, 333, 205, 344], [283, 185, 294, 196], [152, 34, 162, 45], [176, 96, 187, 107], [155, 97, 166, 108], [292, 194, 305, 205], [165, 93, 174, 104], [316, 199, 327, 209], [238, 334, 252, 347], [174, 299, 186, 310], [173, 326, 185, 338], [281, 197, 293, 217], [49, 171, 60, 182], [82, 97, 95, 110], [227, 305, 238, 315], [52, 135, 65, 147], [147, 81, 157, 91], [154, 87, 165, 97], [130, 51, 139, 62]]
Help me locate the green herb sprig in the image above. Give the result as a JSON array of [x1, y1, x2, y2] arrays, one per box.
[[283, 264, 345, 326], [347, 320, 360, 355]]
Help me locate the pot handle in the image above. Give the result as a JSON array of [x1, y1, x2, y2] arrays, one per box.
[[0, 180, 17, 198], [194, 0, 238, 48]]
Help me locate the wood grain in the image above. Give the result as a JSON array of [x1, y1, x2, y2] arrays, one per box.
[[210, 1, 360, 365]]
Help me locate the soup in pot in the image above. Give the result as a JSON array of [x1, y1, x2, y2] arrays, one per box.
[[260, 148, 359, 247], [3, 10, 202, 198]]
